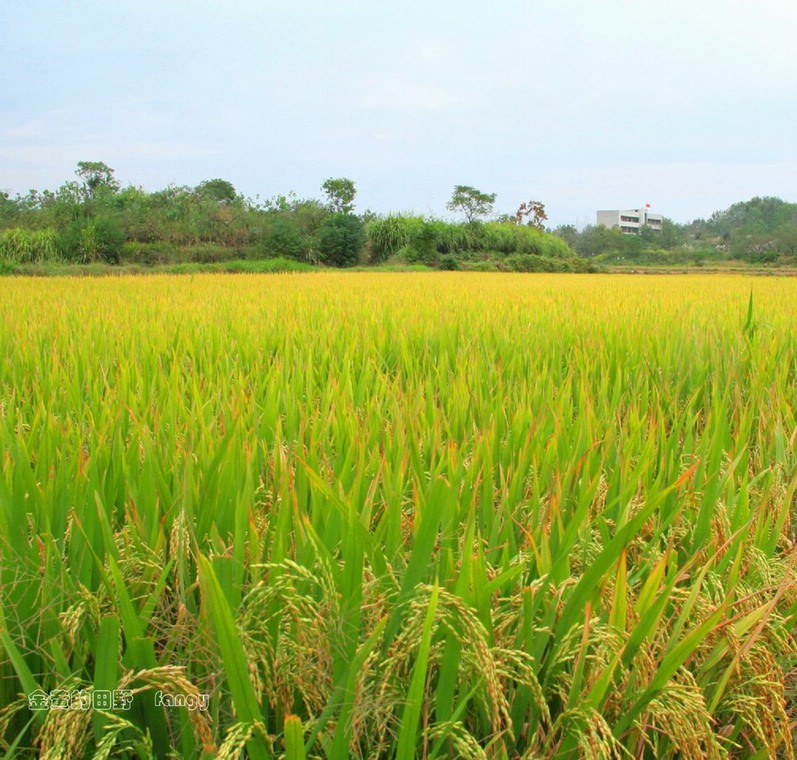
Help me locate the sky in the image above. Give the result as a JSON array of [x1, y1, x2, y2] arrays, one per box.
[[2, 0, 796, 228]]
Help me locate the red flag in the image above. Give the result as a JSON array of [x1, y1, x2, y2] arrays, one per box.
[[645, 203, 651, 208]]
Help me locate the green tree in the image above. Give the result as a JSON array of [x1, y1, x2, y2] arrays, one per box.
[[552, 224, 579, 249], [321, 178, 357, 214], [774, 224, 797, 257], [75, 161, 120, 200], [706, 197, 797, 236], [638, 224, 657, 246], [659, 218, 685, 248], [446, 185, 496, 223], [62, 217, 126, 263], [196, 178, 238, 204], [575, 224, 628, 258], [317, 213, 365, 267], [32, 182, 86, 228], [0, 191, 20, 228], [406, 224, 439, 266], [265, 217, 307, 260]]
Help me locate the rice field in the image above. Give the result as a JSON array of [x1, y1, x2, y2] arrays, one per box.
[[0, 272, 795, 759]]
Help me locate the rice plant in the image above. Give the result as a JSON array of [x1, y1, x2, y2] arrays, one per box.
[[0, 273, 795, 759]]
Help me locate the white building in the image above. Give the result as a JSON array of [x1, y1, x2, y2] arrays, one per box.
[[596, 207, 663, 234]]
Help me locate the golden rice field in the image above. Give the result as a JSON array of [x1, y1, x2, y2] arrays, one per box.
[[0, 272, 796, 759]]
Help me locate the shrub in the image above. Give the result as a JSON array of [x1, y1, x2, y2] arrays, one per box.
[[158, 257, 314, 275], [506, 253, 548, 272], [406, 225, 439, 266], [121, 241, 183, 265], [460, 259, 499, 271], [217, 257, 313, 273], [750, 249, 779, 264], [62, 217, 126, 264], [188, 244, 236, 263], [265, 217, 307, 260], [317, 214, 366, 267], [540, 234, 574, 259], [505, 254, 592, 272], [686, 247, 722, 264]]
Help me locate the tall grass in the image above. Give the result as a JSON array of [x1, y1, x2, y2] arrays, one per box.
[[366, 217, 576, 264], [0, 228, 60, 263], [366, 215, 425, 262], [0, 273, 795, 758]]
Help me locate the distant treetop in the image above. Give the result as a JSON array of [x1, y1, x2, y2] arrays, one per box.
[[321, 178, 357, 214], [446, 185, 496, 223], [75, 161, 120, 199], [196, 178, 238, 204]]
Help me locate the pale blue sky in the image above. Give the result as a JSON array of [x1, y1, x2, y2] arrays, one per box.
[[2, 0, 795, 227]]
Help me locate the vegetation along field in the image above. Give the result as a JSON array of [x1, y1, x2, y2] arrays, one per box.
[[1, 272, 796, 759]]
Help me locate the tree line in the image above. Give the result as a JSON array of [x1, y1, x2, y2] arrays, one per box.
[[0, 164, 589, 272], [551, 196, 797, 265], [2, 163, 792, 271]]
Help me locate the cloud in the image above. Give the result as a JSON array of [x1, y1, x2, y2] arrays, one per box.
[[0, 122, 45, 140], [0, 104, 224, 194], [358, 77, 464, 112]]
